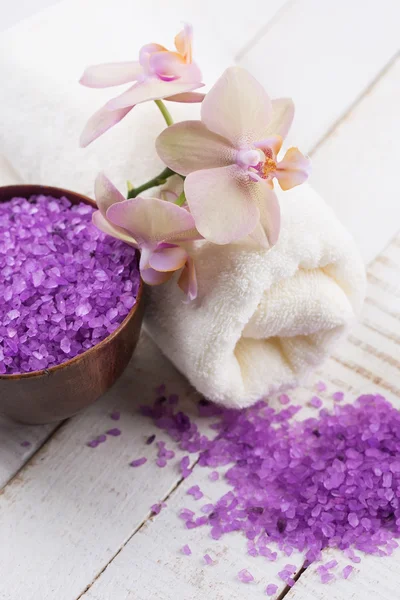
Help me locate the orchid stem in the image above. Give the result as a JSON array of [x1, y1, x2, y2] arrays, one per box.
[[154, 100, 174, 127], [127, 167, 175, 198], [175, 191, 186, 206]]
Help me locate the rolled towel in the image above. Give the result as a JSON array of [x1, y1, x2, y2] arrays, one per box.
[[145, 184, 366, 408]]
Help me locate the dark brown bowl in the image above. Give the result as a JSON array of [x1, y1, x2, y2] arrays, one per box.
[[0, 184, 144, 424]]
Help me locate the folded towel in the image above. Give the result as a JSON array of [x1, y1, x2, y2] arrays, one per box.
[[145, 184, 366, 408]]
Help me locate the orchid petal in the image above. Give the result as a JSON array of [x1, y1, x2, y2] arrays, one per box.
[[94, 172, 126, 217], [165, 91, 205, 103], [254, 182, 281, 246], [178, 256, 198, 301], [79, 103, 133, 147], [139, 43, 167, 69], [149, 51, 185, 81], [92, 210, 136, 245], [149, 246, 188, 272], [265, 98, 295, 139], [79, 61, 143, 88], [276, 147, 311, 190], [141, 267, 173, 286], [175, 23, 193, 63], [106, 79, 203, 110], [184, 165, 260, 245], [254, 135, 283, 157], [201, 66, 272, 146], [106, 196, 197, 245], [156, 121, 236, 176]]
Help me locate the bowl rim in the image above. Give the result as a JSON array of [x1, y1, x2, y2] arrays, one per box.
[[0, 183, 143, 380]]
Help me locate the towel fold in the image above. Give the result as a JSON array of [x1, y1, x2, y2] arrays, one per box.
[[145, 184, 366, 408]]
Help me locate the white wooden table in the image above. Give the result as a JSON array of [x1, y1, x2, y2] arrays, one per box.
[[1, 1, 400, 598]]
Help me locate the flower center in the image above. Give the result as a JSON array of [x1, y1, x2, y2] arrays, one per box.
[[237, 146, 277, 183]]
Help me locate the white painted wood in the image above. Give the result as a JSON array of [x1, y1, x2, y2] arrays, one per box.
[[310, 54, 400, 264], [238, 0, 400, 153], [77, 233, 400, 600], [0, 418, 56, 489], [0, 0, 59, 32]]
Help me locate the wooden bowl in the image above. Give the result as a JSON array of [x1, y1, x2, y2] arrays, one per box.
[[0, 184, 145, 424]]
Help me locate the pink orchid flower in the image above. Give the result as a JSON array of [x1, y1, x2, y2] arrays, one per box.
[[93, 173, 198, 300], [80, 24, 204, 147], [156, 66, 311, 247]]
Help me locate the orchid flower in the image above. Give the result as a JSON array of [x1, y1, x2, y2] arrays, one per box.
[[80, 24, 204, 147], [92, 173, 198, 300], [156, 66, 311, 247]]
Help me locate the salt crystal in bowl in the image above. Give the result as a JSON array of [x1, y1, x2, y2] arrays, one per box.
[[0, 185, 144, 424]]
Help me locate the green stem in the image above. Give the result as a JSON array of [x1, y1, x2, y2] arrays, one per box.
[[154, 99, 174, 127], [127, 167, 175, 198], [175, 191, 186, 206]]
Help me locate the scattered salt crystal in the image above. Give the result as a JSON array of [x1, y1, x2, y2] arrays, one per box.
[[310, 396, 323, 408], [279, 394, 290, 405], [87, 440, 99, 448], [332, 391, 344, 402], [203, 553, 213, 565], [238, 569, 254, 583], [146, 434, 156, 445], [320, 571, 334, 584], [209, 471, 219, 481], [110, 411, 121, 421], [324, 560, 338, 570], [284, 564, 296, 572], [20, 441, 31, 448], [130, 457, 147, 467], [151, 503, 164, 515], [96, 434, 107, 443], [157, 458, 167, 468], [187, 485, 203, 500], [106, 428, 121, 437], [181, 544, 191, 556], [266, 584, 278, 596], [342, 565, 353, 579], [316, 381, 327, 392]]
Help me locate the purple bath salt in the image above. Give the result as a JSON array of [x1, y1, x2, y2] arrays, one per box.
[[203, 553, 213, 565], [316, 381, 327, 392], [265, 584, 278, 596], [342, 565, 353, 579], [106, 428, 121, 437], [187, 485, 203, 500], [130, 457, 147, 467], [209, 471, 219, 481], [333, 391, 344, 402], [181, 544, 192, 556], [110, 411, 121, 421], [20, 440, 31, 448], [0, 194, 139, 374], [310, 395, 323, 408], [144, 392, 400, 573], [279, 394, 290, 405], [238, 569, 254, 583]]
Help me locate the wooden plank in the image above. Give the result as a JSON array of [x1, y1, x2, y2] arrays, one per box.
[[77, 232, 400, 600], [310, 54, 400, 263], [0, 418, 56, 490], [238, 0, 400, 153]]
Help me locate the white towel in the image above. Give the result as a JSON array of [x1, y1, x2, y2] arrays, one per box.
[[145, 184, 366, 408]]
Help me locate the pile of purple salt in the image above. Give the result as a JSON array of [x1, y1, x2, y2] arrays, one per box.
[[0, 194, 139, 374], [143, 393, 400, 573]]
